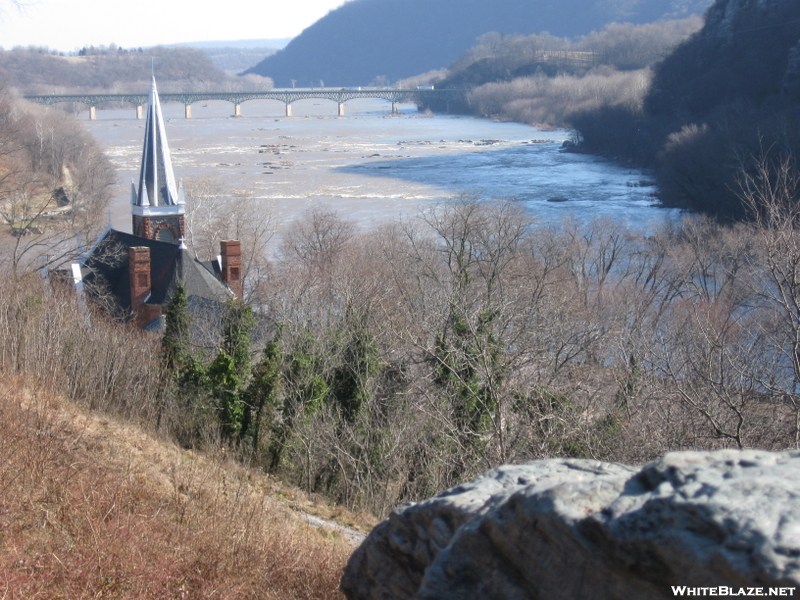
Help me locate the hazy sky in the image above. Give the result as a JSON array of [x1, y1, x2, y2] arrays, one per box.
[[0, 0, 349, 51]]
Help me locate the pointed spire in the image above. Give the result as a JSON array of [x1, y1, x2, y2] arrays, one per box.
[[132, 78, 180, 207]]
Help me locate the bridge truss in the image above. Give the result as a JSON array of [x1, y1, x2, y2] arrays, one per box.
[[24, 88, 464, 116]]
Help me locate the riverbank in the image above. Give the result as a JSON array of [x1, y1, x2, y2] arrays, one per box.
[[84, 97, 673, 249]]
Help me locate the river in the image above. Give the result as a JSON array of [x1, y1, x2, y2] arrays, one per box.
[[83, 97, 678, 241]]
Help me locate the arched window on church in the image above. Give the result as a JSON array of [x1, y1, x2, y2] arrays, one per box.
[[156, 226, 176, 244]]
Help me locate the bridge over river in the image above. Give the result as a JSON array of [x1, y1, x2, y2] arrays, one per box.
[[24, 88, 464, 119]]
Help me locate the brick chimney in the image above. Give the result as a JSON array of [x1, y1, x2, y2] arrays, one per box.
[[220, 240, 243, 299], [129, 246, 160, 327]]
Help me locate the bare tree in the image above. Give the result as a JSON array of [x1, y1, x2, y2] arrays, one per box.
[[0, 97, 114, 274], [280, 206, 355, 271], [183, 177, 277, 304], [738, 154, 800, 446]]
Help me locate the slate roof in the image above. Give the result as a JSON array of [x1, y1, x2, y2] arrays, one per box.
[[81, 228, 233, 327]]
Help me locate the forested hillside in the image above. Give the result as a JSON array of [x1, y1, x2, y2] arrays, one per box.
[[411, 0, 800, 220], [0, 45, 273, 95], [244, 0, 711, 87], [411, 18, 702, 125], [0, 85, 114, 272], [572, 0, 800, 218], [6, 194, 800, 519]]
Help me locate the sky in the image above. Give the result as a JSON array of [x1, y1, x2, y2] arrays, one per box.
[[0, 0, 349, 52]]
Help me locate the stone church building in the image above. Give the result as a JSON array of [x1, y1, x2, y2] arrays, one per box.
[[73, 78, 242, 329]]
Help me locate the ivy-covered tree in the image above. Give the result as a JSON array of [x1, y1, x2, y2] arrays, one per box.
[[265, 328, 331, 471], [208, 300, 256, 441], [221, 300, 257, 379], [244, 325, 284, 457], [208, 350, 243, 439], [434, 306, 501, 439], [330, 320, 381, 423], [161, 282, 190, 372], [158, 282, 217, 445]]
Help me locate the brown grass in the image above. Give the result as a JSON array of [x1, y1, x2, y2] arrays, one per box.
[[0, 377, 354, 599]]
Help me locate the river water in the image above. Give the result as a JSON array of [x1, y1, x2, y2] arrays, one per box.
[[83, 97, 678, 239]]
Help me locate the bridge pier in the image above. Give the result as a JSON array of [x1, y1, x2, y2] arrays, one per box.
[[24, 90, 463, 120], [234, 103, 242, 117]]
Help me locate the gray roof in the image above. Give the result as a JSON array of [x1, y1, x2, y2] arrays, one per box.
[[81, 229, 233, 327]]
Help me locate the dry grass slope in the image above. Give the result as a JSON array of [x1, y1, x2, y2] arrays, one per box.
[[0, 377, 354, 599]]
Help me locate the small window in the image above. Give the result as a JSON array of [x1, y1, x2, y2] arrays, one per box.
[[230, 267, 240, 280], [157, 227, 176, 243]]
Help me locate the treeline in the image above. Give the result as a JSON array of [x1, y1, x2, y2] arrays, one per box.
[[2, 43, 146, 56], [0, 46, 273, 95], [411, 18, 701, 125], [9, 184, 800, 516], [0, 86, 114, 272], [76, 44, 146, 56]]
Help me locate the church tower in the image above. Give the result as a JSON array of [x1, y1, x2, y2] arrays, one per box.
[[131, 78, 186, 244]]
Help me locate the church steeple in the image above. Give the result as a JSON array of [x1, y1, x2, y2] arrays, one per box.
[[131, 78, 185, 244]]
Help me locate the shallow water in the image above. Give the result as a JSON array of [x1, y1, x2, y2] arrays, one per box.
[[83, 97, 678, 237]]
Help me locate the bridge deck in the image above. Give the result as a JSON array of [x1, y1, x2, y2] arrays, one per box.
[[24, 89, 463, 108]]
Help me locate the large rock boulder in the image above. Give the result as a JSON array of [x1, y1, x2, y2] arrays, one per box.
[[341, 450, 800, 600]]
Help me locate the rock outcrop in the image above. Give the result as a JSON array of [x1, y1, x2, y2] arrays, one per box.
[[341, 450, 800, 600]]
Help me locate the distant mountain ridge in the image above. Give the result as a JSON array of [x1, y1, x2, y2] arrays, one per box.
[[244, 0, 711, 87], [172, 38, 292, 50], [167, 39, 292, 74]]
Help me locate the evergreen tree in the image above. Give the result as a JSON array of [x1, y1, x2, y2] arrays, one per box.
[[434, 306, 500, 438], [245, 325, 284, 459], [268, 328, 329, 471], [221, 300, 257, 380], [209, 300, 256, 441], [209, 350, 243, 439], [330, 322, 381, 423], [161, 283, 190, 372]]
